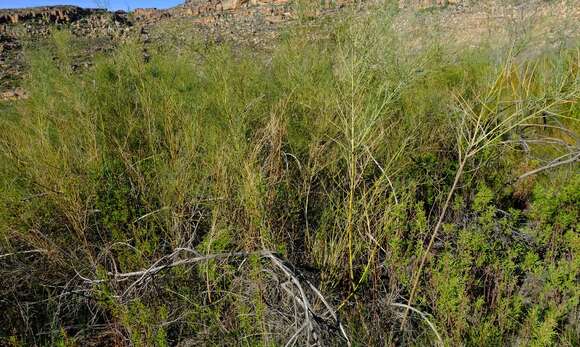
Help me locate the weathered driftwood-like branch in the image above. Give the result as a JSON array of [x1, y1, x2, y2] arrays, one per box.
[[81, 249, 350, 346]]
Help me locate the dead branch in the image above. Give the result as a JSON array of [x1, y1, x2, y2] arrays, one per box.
[[512, 151, 579, 182], [0, 249, 48, 259], [79, 249, 350, 346]]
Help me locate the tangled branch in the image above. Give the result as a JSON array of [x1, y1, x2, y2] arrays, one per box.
[[81, 249, 350, 346]]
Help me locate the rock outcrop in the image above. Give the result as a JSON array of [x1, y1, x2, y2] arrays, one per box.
[[0, 6, 125, 26], [0, 6, 131, 37]]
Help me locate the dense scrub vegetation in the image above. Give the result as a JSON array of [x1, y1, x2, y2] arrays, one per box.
[[1, 7, 578, 346]]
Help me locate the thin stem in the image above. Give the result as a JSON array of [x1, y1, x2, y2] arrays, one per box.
[[512, 151, 579, 182], [401, 157, 466, 329]]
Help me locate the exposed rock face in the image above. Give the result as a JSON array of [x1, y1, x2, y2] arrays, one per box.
[[0, 7, 130, 40], [174, 0, 350, 16], [133, 8, 171, 21], [0, 6, 110, 25], [0, 32, 22, 99], [132, 0, 358, 25]]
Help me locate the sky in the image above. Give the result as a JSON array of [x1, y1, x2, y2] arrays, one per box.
[[0, 0, 184, 11]]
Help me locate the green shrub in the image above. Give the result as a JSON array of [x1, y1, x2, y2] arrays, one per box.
[[0, 7, 578, 346]]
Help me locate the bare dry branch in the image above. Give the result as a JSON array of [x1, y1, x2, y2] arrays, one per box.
[[79, 249, 350, 346], [0, 249, 48, 259], [513, 151, 579, 182]]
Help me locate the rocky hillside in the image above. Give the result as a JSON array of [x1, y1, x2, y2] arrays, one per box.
[[1, 0, 578, 100]]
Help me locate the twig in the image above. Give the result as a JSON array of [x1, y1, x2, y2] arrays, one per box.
[[365, 145, 399, 205], [512, 151, 579, 182], [80, 249, 350, 345], [306, 281, 351, 346], [266, 253, 314, 344], [285, 322, 308, 347], [110, 251, 253, 279], [0, 249, 47, 259], [391, 302, 443, 346], [133, 206, 170, 223], [402, 159, 466, 328]]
